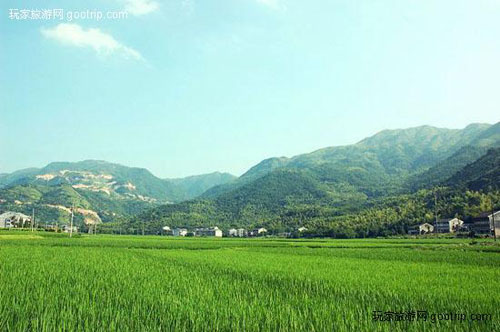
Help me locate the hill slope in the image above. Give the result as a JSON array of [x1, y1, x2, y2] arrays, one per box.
[[138, 122, 500, 233], [0, 161, 235, 225], [168, 172, 237, 199], [0, 160, 183, 202], [204, 123, 499, 199], [445, 148, 500, 190]]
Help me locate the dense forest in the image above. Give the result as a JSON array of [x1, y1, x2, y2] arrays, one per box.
[[128, 147, 500, 237], [127, 184, 499, 237]]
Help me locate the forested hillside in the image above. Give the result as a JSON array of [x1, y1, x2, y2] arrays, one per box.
[[1, 123, 498, 235], [445, 148, 500, 190], [0, 161, 235, 225], [131, 123, 500, 236], [168, 172, 237, 199]]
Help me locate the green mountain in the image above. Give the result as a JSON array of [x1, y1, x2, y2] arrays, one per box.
[[135, 122, 500, 234], [168, 172, 237, 199], [2, 123, 498, 235], [0, 160, 236, 202], [407, 123, 500, 189], [407, 145, 490, 190], [137, 169, 339, 231], [0, 160, 183, 202], [0, 160, 235, 225], [0, 168, 41, 187], [445, 148, 500, 190], [0, 184, 108, 227], [204, 123, 498, 199]]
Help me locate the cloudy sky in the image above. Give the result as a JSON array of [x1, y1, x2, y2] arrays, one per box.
[[1, 0, 499, 177]]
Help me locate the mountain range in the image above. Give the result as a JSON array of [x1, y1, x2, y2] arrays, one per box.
[[1, 122, 499, 234], [135, 122, 500, 234], [0, 161, 235, 224]]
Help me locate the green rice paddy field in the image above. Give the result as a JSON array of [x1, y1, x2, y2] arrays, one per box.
[[0, 231, 499, 331]]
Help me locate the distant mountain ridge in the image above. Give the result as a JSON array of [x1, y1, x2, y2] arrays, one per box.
[[0, 160, 236, 224], [0, 160, 236, 202], [1, 122, 498, 231], [168, 172, 237, 199], [445, 147, 500, 190], [1, 160, 177, 202], [138, 122, 500, 232], [204, 123, 498, 198]]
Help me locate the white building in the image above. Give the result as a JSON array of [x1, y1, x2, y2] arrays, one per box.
[[488, 211, 500, 237], [0, 211, 32, 228], [435, 218, 463, 233], [172, 228, 188, 237], [237, 228, 247, 237], [408, 222, 436, 235], [194, 226, 222, 237], [63, 225, 78, 234], [298, 227, 308, 232], [0, 213, 13, 228], [228, 228, 247, 237], [250, 227, 267, 236], [162, 226, 172, 235], [419, 223, 434, 234]]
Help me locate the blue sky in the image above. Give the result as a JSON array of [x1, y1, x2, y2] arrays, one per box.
[[1, 0, 499, 178]]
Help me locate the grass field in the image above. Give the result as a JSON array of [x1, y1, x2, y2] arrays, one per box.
[[0, 231, 499, 331]]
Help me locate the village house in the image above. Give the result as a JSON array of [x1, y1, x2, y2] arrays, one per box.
[[250, 227, 267, 237], [464, 211, 500, 235], [63, 225, 78, 234], [228, 228, 248, 237], [237, 228, 247, 237], [419, 223, 434, 234], [194, 226, 222, 237], [172, 228, 188, 237], [43, 224, 59, 232], [0, 212, 13, 228], [0, 211, 32, 228], [162, 226, 172, 235], [298, 227, 308, 232], [463, 215, 490, 234], [489, 211, 500, 237], [435, 218, 463, 233], [408, 223, 434, 235]]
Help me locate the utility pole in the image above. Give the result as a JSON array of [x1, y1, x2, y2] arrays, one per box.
[[492, 206, 496, 242], [491, 189, 496, 242], [488, 183, 496, 241], [31, 208, 35, 232], [434, 189, 439, 228], [70, 205, 74, 238]]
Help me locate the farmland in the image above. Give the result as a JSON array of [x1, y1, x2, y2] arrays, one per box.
[[0, 232, 499, 331]]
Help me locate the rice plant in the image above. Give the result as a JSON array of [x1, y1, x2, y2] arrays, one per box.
[[0, 232, 498, 331]]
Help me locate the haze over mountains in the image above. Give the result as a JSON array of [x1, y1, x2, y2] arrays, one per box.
[[1, 122, 499, 232]]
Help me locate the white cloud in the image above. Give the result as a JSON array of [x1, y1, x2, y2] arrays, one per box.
[[41, 23, 143, 61], [124, 0, 159, 16]]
